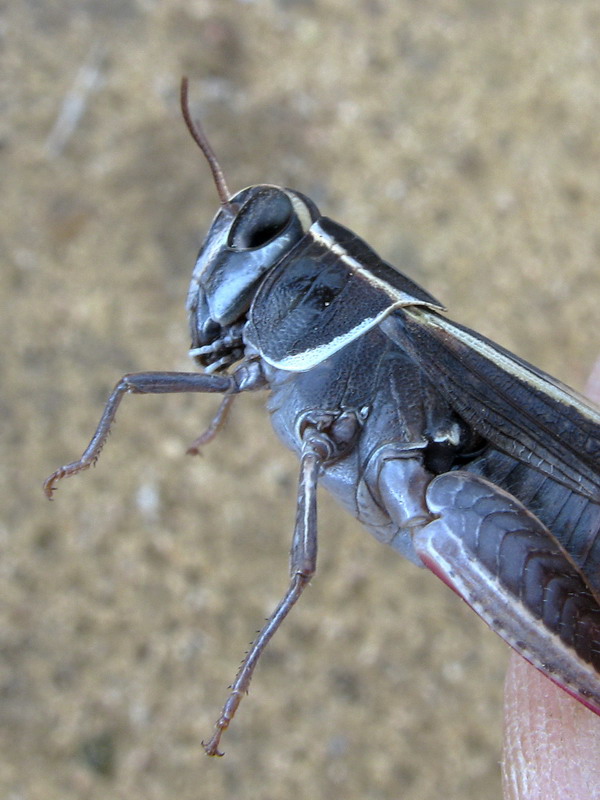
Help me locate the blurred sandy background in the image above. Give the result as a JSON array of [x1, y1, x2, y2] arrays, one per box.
[[3, 2, 600, 798]]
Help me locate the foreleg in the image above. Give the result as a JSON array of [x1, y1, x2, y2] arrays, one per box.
[[44, 371, 235, 497]]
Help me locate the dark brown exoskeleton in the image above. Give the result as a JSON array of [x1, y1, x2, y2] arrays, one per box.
[[45, 78, 600, 756]]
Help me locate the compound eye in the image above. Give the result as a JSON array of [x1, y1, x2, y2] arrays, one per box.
[[228, 188, 293, 250]]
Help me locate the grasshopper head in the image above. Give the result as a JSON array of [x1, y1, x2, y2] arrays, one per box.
[[187, 184, 319, 372]]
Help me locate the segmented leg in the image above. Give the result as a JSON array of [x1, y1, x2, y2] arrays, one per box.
[[43, 371, 233, 497], [186, 393, 237, 455], [202, 441, 323, 756], [415, 471, 600, 714]]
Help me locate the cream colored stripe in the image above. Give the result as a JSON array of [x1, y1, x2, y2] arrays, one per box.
[[406, 307, 600, 423]]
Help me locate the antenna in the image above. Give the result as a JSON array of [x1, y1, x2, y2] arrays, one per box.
[[180, 77, 233, 209]]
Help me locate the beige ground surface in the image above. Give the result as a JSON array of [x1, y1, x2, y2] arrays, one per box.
[[3, 2, 600, 799]]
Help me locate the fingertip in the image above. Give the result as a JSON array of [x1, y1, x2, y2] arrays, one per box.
[[502, 653, 600, 800], [584, 356, 600, 402]]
